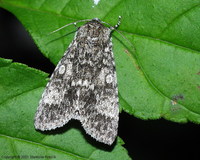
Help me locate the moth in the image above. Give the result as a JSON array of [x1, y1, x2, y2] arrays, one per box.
[[34, 17, 121, 145]]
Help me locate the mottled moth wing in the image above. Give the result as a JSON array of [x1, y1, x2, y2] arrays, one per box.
[[34, 20, 119, 145]]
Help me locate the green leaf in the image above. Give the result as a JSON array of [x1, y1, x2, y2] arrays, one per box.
[[0, 58, 131, 160], [0, 0, 200, 124]]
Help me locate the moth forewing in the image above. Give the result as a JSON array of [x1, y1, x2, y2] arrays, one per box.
[[34, 19, 119, 145]]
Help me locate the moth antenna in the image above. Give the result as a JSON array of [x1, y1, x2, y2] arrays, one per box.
[[49, 16, 135, 51], [101, 16, 135, 50], [114, 15, 121, 29], [48, 19, 92, 35]]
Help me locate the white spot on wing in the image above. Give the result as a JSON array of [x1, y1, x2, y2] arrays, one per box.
[[71, 80, 75, 86], [76, 89, 80, 97], [59, 65, 65, 74], [77, 79, 82, 85], [89, 84, 94, 90], [105, 47, 109, 52], [106, 74, 113, 83]]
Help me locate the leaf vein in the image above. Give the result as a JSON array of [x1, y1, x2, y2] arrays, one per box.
[[0, 134, 89, 160], [125, 37, 200, 116], [159, 3, 200, 36], [0, 85, 45, 106]]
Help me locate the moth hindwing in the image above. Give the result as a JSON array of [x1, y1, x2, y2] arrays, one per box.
[[34, 19, 119, 145]]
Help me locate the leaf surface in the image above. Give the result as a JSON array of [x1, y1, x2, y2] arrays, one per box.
[[0, 0, 200, 131]]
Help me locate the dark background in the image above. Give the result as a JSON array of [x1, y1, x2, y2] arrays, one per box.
[[1, 8, 200, 160]]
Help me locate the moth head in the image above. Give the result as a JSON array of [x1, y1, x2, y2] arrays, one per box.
[[76, 19, 111, 45]]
